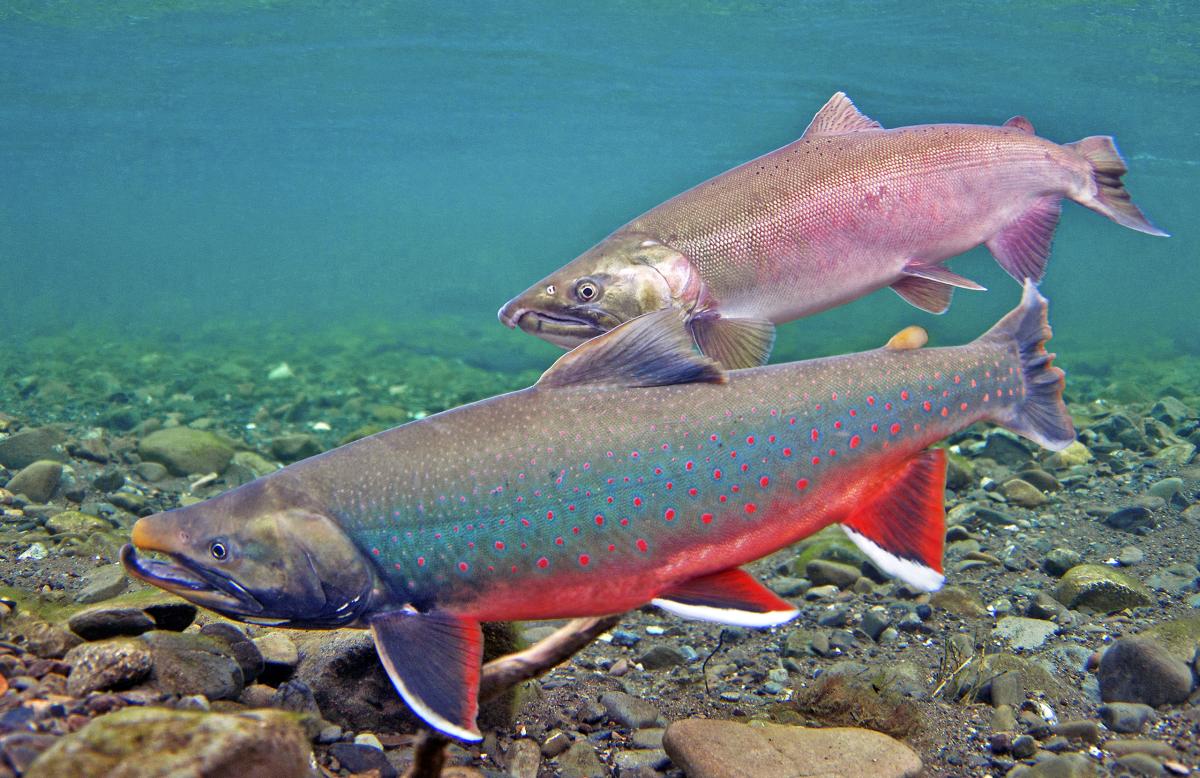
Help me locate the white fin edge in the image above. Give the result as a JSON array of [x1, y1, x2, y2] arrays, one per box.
[[375, 641, 483, 742], [841, 526, 945, 592], [651, 598, 799, 628]]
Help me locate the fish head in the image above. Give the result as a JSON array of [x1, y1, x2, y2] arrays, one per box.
[[121, 477, 376, 628], [498, 234, 692, 349]]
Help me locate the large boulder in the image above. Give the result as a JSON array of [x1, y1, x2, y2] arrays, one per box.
[[138, 427, 234, 476], [1098, 637, 1195, 707]]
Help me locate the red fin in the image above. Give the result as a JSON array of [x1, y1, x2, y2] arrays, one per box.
[[653, 568, 799, 627], [1004, 115, 1035, 134], [986, 195, 1061, 282], [370, 610, 483, 741], [840, 449, 946, 591], [890, 274, 953, 314]]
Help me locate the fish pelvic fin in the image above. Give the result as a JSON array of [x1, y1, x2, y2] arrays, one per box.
[[802, 92, 884, 137], [653, 568, 799, 627], [979, 280, 1075, 451], [840, 448, 947, 592], [537, 308, 726, 389], [689, 314, 776, 369], [370, 609, 484, 741], [985, 195, 1061, 283], [889, 274, 953, 314], [1068, 135, 1169, 237]]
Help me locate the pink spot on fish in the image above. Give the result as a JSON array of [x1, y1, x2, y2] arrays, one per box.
[[636, 538, 648, 553], [796, 479, 809, 490], [537, 557, 549, 569]]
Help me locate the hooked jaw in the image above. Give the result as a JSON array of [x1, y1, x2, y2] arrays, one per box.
[[497, 298, 608, 349]]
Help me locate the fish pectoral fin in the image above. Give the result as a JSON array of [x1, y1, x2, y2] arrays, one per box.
[[537, 308, 726, 389], [689, 315, 776, 369], [802, 92, 884, 137], [899, 261, 987, 291], [889, 274, 954, 314], [369, 609, 484, 741], [652, 568, 799, 627], [986, 195, 1062, 283], [840, 448, 947, 592]]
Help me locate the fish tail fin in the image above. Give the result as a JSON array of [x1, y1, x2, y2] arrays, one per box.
[[1068, 135, 1169, 237], [979, 280, 1075, 451]]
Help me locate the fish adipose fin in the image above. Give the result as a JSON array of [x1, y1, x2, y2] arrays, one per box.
[[652, 568, 800, 627], [1003, 115, 1035, 134], [1068, 136, 1169, 237], [889, 274, 954, 314], [538, 308, 726, 389], [986, 195, 1062, 282], [370, 609, 484, 741], [900, 261, 987, 291], [840, 448, 947, 592], [802, 92, 883, 137], [980, 280, 1076, 451], [689, 314, 776, 369], [884, 325, 928, 351]]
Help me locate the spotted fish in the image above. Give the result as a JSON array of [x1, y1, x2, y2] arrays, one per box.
[[498, 92, 1166, 368], [123, 281, 1072, 740]]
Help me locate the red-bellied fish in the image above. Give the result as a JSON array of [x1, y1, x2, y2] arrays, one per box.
[[498, 92, 1166, 368], [123, 281, 1072, 741]]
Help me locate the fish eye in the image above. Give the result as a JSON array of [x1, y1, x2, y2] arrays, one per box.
[[574, 279, 601, 302], [209, 539, 229, 561], [545, 284, 556, 295]]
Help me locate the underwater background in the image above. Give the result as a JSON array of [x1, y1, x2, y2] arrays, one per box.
[[2, 0, 1195, 399]]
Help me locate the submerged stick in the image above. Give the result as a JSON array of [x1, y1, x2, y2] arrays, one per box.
[[404, 614, 623, 778]]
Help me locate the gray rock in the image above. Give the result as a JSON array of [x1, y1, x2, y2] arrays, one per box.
[[92, 468, 126, 493], [1151, 397, 1194, 428], [6, 461, 62, 503], [600, 691, 661, 728], [138, 427, 234, 476], [1004, 752, 1095, 777], [0, 733, 59, 775], [200, 622, 264, 684], [73, 564, 129, 604], [142, 601, 197, 632], [271, 679, 321, 715], [555, 741, 606, 778], [993, 616, 1058, 651], [505, 738, 541, 778], [0, 427, 66, 469], [1053, 719, 1101, 744], [1099, 702, 1158, 733], [135, 461, 169, 482], [255, 631, 299, 676], [637, 645, 686, 670], [328, 742, 395, 778], [613, 748, 669, 772], [1053, 564, 1153, 612], [989, 670, 1025, 708], [1000, 478, 1047, 508], [769, 576, 809, 597], [860, 609, 891, 641], [1027, 592, 1071, 623], [270, 434, 322, 464], [805, 559, 860, 589], [979, 430, 1032, 467], [292, 630, 417, 732], [1105, 505, 1154, 532], [1043, 548, 1083, 577], [630, 728, 665, 749], [67, 607, 155, 641], [140, 630, 244, 701], [1117, 545, 1145, 566], [1148, 477, 1184, 501], [63, 638, 153, 696], [1098, 637, 1194, 707], [540, 730, 572, 758]]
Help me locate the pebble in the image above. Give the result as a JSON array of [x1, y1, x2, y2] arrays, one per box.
[[5, 461, 62, 503], [1118, 545, 1146, 566], [555, 741, 606, 778], [993, 616, 1058, 651], [599, 691, 661, 729], [805, 559, 860, 589], [1042, 548, 1082, 577], [636, 645, 685, 670], [135, 461, 168, 482], [1105, 505, 1155, 532], [1148, 477, 1184, 501], [63, 638, 153, 698], [541, 730, 572, 757], [988, 670, 1025, 708], [270, 679, 320, 715], [1053, 564, 1153, 612], [328, 742, 396, 778], [1099, 702, 1158, 733], [137, 427, 234, 476], [1000, 478, 1047, 508], [269, 434, 322, 463], [1099, 637, 1194, 707], [18, 542, 48, 560], [73, 565, 129, 604], [1005, 752, 1094, 777], [67, 607, 155, 641], [505, 738, 541, 778]]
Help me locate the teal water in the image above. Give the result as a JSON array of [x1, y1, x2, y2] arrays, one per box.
[[1, 1, 1195, 370]]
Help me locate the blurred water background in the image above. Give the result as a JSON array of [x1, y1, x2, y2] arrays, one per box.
[[1, 1, 1195, 376]]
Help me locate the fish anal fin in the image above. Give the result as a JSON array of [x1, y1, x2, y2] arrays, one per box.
[[840, 449, 946, 592], [986, 196, 1062, 283], [890, 274, 954, 314], [537, 309, 726, 389], [370, 609, 484, 741], [1004, 115, 1035, 134], [653, 567, 799, 627], [802, 92, 883, 137], [885, 325, 928, 351], [899, 261, 987, 291], [689, 315, 776, 369]]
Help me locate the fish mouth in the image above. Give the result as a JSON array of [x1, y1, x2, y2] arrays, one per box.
[[120, 544, 264, 616], [498, 305, 608, 347]]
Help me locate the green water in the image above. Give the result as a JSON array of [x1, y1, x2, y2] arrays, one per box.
[[1, 1, 1195, 377]]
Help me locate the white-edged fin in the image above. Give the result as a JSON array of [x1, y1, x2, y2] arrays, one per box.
[[900, 262, 987, 291], [370, 609, 484, 742], [689, 314, 776, 369], [890, 274, 954, 313], [802, 92, 883, 137], [842, 526, 945, 592], [651, 567, 799, 628], [537, 308, 726, 389]]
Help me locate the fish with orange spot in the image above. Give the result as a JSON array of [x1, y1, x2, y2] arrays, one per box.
[[124, 281, 1072, 740], [498, 92, 1166, 368]]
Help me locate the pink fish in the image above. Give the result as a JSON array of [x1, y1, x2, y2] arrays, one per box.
[[125, 281, 1071, 740], [499, 92, 1166, 368]]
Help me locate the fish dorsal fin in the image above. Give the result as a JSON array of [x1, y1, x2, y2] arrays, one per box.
[[537, 308, 727, 389], [885, 325, 928, 351], [802, 92, 883, 137], [1004, 115, 1035, 134]]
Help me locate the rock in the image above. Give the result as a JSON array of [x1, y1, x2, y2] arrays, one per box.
[[1017, 468, 1062, 492], [329, 742, 395, 778], [1044, 440, 1092, 469], [993, 616, 1058, 651], [1118, 545, 1145, 566], [505, 738, 541, 778], [1098, 637, 1194, 707], [2, 612, 81, 658], [630, 728, 665, 749], [44, 510, 111, 535], [1155, 443, 1196, 466], [74, 564, 130, 604], [143, 600, 198, 631], [805, 559, 860, 589], [135, 461, 169, 482], [1010, 733, 1037, 759], [140, 630, 244, 701], [637, 644, 686, 670], [1140, 615, 1200, 664], [1105, 505, 1155, 532], [0, 427, 66, 469], [663, 719, 922, 778], [555, 741, 606, 778], [138, 427, 235, 476], [25, 707, 316, 778], [1053, 564, 1153, 612], [1148, 477, 1184, 501], [231, 451, 279, 477], [292, 630, 417, 732], [1105, 739, 1181, 759], [600, 691, 661, 728], [989, 670, 1025, 708], [269, 434, 322, 464], [979, 430, 1031, 467], [1005, 752, 1096, 777], [92, 468, 126, 492], [1043, 548, 1083, 577], [0, 733, 59, 775], [1053, 719, 1101, 744], [270, 679, 320, 715], [1151, 397, 1194, 427], [1113, 753, 1167, 776], [6, 461, 62, 502], [255, 631, 299, 683], [1099, 702, 1158, 733], [540, 730, 572, 758], [18, 542, 48, 560], [63, 638, 153, 696], [860, 609, 890, 641], [201, 622, 265, 684], [929, 585, 987, 618], [68, 606, 155, 640], [1000, 478, 1047, 508], [1027, 592, 1071, 623]]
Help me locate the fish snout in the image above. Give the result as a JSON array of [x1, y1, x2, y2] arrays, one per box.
[[130, 513, 177, 553], [497, 299, 527, 329]]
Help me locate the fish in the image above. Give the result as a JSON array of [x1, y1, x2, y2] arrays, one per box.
[[123, 280, 1073, 741], [498, 92, 1167, 368]]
